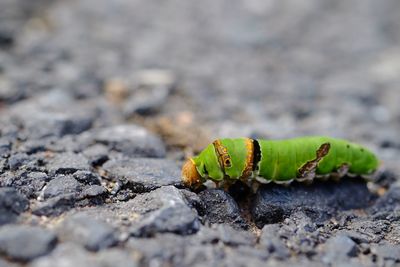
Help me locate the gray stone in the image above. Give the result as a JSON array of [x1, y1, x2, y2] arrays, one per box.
[[103, 158, 181, 193], [198, 189, 248, 229], [371, 244, 400, 262], [6, 90, 96, 139], [73, 170, 101, 185], [82, 144, 109, 166], [79, 125, 166, 158], [0, 225, 57, 262], [370, 184, 400, 214], [32, 194, 77, 216], [0, 140, 11, 158], [30, 243, 138, 267], [259, 224, 291, 260], [127, 234, 186, 265], [252, 179, 374, 227], [346, 219, 390, 243], [214, 224, 256, 246], [129, 186, 199, 236], [42, 175, 81, 199], [57, 213, 118, 251], [2, 171, 48, 198], [8, 153, 33, 171], [322, 235, 357, 264], [0, 187, 29, 225], [47, 152, 90, 175]]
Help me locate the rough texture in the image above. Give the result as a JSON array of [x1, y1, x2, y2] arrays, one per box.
[[103, 158, 181, 193], [0, 225, 57, 262], [0, 188, 29, 225], [252, 179, 375, 227], [0, 0, 399, 266]]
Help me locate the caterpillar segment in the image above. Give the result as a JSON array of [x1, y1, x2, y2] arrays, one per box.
[[181, 136, 379, 189]]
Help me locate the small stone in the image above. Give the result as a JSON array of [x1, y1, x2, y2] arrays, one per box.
[[0, 188, 29, 225], [346, 219, 390, 243], [198, 189, 248, 229], [73, 171, 101, 185], [0, 225, 57, 262], [252, 179, 374, 228], [82, 144, 109, 166], [2, 172, 48, 198], [129, 186, 199, 236], [58, 213, 118, 251], [42, 175, 81, 199], [82, 185, 107, 197], [0, 140, 11, 157], [79, 125, 166, 158], [215, 224, 256, 246], [371, 244, 400, 262], [32, 194, 77, 216], [103, 158, 180, 192], [259, 224, 291, 260], [30, 243, 139, 267], [322, 235, 357, 264], [8, 153, 32, 171], [47, 152, 90, 175]]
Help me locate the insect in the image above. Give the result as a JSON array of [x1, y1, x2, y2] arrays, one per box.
[[181, 136, 379, 189]]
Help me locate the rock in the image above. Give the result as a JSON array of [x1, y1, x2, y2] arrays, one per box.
[[57, 213, 118, 251], [32, 194, 77, 216], [0, 187, 29, 225], [103, 158, 181, 192], [129, 186, 199, 236], [259, 224, 291, 260], [0, 225, 57, 262], [252, 179, 375, 227], [345, 219, 390, 243], [30, 243, 138, 267], [47, 152, 90, 175], [0, 140, 11, 157], [214, 224, 256, 246], [6, 90, 96, 139], [42, 175, 82, 199], [73, 171, 101, 185], [8, 153, 33, 171], [2, 171, 48, 198], [371, 244, 400, 263], [78, 125, 166, 158], [370, 184, 400, 214], [198, 189, 248, 229], [123, 86, 170, 117], [82, 144, 109, 166], [322, 235, 357, 264]]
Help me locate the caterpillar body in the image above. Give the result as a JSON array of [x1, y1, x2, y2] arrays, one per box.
[[181, 136, 379, 189]]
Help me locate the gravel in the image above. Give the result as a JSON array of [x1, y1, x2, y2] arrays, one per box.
[[0, 0, 399, 266]]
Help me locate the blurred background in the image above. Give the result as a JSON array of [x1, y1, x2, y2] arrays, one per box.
[[0, 0, 399, 171]]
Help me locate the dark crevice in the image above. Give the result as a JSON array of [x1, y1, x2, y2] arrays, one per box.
[[252, 139, 261, 171]]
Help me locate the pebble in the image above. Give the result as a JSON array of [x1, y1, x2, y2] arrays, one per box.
[[322, 235, 357, 264], [103, 158, 181, 192], [0, 188, 29, 225], [47, 152, 90, 175], [129, 186, 200, 236], [57, 213, 118, 251], [198, 189, 248, 229], [0, 225, 57, 262], [78, 125, 166, 158], [252, 179, 374, 227]]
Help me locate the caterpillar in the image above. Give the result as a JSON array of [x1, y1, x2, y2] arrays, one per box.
[[181, 136, 379, 189]]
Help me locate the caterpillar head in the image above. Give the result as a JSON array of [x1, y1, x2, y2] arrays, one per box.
[[181, 158, 202, 188], [182, 143, 225, 188]]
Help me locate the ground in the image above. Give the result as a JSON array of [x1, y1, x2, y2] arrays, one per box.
[[0, 0, 400, 266]]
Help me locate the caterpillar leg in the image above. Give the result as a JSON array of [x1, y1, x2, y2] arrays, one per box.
[[331, 163, 350, 181]]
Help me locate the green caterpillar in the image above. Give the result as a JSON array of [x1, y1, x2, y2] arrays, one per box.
[[181, 136, 379, 188]]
